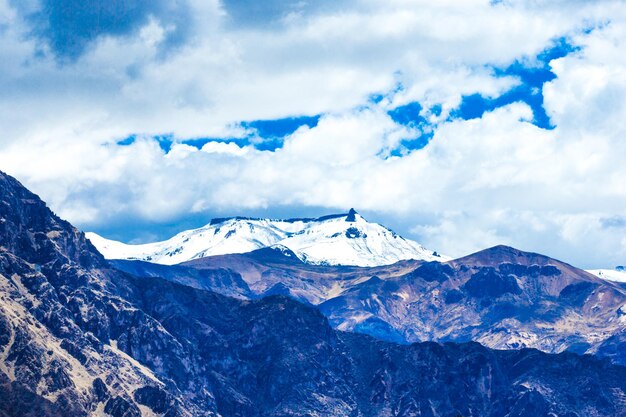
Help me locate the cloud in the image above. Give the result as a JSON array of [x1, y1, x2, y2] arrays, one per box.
[[11, 0, 199, 59], [0, 0, 625, 268]]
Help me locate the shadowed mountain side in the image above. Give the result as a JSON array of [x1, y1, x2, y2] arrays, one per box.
[[111, 259, 254, 299], [178, 247, 423, 304], [119, 240, 626, 364], [121, 274, 626, 417]]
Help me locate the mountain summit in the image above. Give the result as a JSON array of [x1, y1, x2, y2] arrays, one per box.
[[87, 210, 446, 266]]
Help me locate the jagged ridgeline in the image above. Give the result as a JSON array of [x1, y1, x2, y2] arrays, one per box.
[[86, 208, 446, 267], [2, 170, 626, 417], [115, 243, 626, 364]]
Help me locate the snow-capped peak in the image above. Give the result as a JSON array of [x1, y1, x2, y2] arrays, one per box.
[[587, 266, 626, 283], [87, 209, 447, 267]]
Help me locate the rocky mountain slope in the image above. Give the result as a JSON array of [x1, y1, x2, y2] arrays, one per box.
[[87, 209, 446, 267], [3, 173, 626, 416], [319, 246, 626, 360], [112, 246, 420, 305], [116, 243, 626, 364]]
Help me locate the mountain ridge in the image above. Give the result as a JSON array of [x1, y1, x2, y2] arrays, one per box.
[[87, 209, 445, 267], [209, 208, 355, 225], [115, 242, 626, 364]]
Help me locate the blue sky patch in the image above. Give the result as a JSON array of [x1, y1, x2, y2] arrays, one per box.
[[242, 115, 320, 139], [452, 37, 580, 129], [116, 136, 136, 146], [116, 134, 174, 152], [387, 102, 434, 154], [116, 115, 320, 153], [388, 134, 433, 157], [387, 102, 426, 127], [368, 93, 385, 104]]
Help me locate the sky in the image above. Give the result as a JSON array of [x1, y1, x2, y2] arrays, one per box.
[[0, 0, 625, 269]]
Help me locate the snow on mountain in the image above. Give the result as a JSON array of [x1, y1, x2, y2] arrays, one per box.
[[277, 209, 445, 266], [587, 267, 626, 283], [86, 209, 447, 266], [86, 217, 298, 265]]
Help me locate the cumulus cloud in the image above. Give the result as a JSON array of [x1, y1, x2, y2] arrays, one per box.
[[0, 0, 625, 268]]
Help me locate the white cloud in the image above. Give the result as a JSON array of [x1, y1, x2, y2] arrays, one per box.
[[200, 141, 249, 156], [0, 0, 625, 268]]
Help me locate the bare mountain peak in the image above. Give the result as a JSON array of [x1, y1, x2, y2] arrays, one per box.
[[453, 245, 557, 266]]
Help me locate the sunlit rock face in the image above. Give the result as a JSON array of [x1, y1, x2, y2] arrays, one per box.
[[317, 245, 626, 361]]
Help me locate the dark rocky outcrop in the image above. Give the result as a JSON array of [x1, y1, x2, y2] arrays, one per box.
[[463, 267, 522, 298]]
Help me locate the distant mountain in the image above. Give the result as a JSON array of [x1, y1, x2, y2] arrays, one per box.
[[116, 244, 626, 365], [112, 246, 421, 305], [588, 266, 626, 283], [3, 170, 626, 417], [319, 245, 626, 362], [86, 208, 446, 267]]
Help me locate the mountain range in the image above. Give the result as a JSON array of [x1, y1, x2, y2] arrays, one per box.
[[2, 170, 626, 416], [93, 210, 626, 363], [112, 242, 626, 365]]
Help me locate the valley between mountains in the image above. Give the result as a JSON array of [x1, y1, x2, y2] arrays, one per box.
[[2, 169, 626, 416]]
